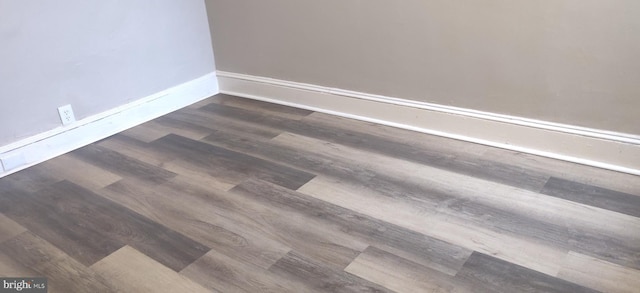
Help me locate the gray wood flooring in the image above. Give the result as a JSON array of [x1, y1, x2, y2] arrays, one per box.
[[0, 94, 639, 292]]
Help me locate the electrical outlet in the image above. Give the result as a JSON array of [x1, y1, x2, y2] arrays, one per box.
[[57, 104, 76, 125]]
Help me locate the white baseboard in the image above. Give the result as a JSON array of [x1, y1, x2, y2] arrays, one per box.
[[217, 71, 640, 176], [0, 72, 219, 178]]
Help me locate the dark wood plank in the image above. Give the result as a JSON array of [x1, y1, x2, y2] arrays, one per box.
[[70, 143, 176, 183], [0, 165, 62, 193], [541, 177, 640, 218], [1, 180, 209, 271], [268, 251, 392, 293], [455, 252, 600, 293], [0, 232, 117, 293], [97, 133, 177, 167], [231, 179, 472, 276], [150, 134, 315, 190], [200, 102, 550, 191], [0, 180, 122, 266]]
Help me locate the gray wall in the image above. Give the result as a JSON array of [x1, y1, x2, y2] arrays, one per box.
[[206, 0, 640, 135], [0, 0, 215, 146]]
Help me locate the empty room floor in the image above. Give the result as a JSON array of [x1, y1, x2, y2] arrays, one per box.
[[0, 94, 639, 292]]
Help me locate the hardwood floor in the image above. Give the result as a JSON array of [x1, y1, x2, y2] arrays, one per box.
[[0, 94, 639, 292]]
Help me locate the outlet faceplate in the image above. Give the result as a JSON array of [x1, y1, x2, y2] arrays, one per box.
[[58, 104, 76, 125]]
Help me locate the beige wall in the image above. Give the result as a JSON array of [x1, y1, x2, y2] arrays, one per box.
[[206, 0, 640, 135]]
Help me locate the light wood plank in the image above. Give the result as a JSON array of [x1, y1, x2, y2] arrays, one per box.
[[231, 179, 472, 276], [0, 213, 27, 243], [345, 246, 460, 293], [37, 154, 121, 191], [298, 176, 569, 276], [558, 251, 640, 293], [92, 245, 211, 293]]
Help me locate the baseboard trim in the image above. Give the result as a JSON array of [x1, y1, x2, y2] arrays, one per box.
[[217, 71, 640, 176], [0, 72, 219, 178]]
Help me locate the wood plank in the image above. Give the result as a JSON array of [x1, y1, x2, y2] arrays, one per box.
[[344, 246, 460, 293], [455, 251, 599, 293], [0, 182, 123, 267], [92, 245, 211, 293], [98, 177, 291, 270], [121, 118, 213, 142], [541, 177, 640, 218], [1, 180, 209, 271], [268, 251, 392, 293], [255, 132, 640, 267], [210, 94, 313, 119], [231, 179, 472, 276], [298, 176, 570, 276], [180, 249, 309, 293], [558, 251, 640, 293], [99, 132, 238, 192], [168, 107, 283, 140], [0, 213, 27, 243], [0, 250, 39, 277], [0, 164, 62, 193], [97, 133, 177, 167], [36, 154, 121, 191], [100, 176, 364, 270], [199, 103, 550, 191], [481, 147, 640, 196], [120, 120, 176, 143], [207, 131, 640, 270], [150, 134, 315, 190], [0, 232, 117, 293], [70, 143, 176, 183]]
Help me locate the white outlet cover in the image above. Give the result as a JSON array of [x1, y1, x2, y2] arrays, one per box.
[[57, 104, 76, 125]]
